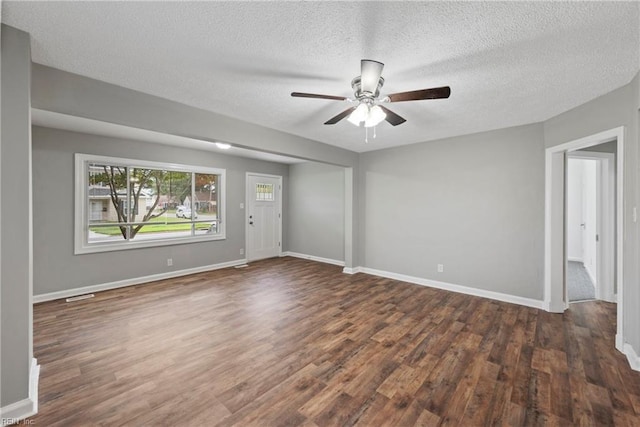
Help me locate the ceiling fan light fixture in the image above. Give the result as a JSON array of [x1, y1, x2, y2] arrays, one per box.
[[291, 59, 450, 132], [364, 105, 386, 128], [347, 103, 369, 126]]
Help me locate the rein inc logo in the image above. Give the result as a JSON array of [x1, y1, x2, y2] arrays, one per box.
[[1, 419, 35, 426]]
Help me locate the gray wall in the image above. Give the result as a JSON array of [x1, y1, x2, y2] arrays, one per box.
[[359, 123, 545, 300], [30, 63, 360, 271], [1, 24, 32, 407], [32, 126, 289, 296], [544, 80, 638, 149], [544, 73, 640, 352], [31, 64, 358, 168], [582, 140, 617, 154], [288, 162, 345, 262], [0, 7, 3, 410]]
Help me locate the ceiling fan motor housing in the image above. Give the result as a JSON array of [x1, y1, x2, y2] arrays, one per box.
[[351, 76, 385, 101]]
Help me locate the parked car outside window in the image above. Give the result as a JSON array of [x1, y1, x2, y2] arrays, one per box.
[[175, 205, 198, 219]]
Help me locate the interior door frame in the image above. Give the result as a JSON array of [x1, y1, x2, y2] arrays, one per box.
[[566, 151, 616, 303], [245, 172, 283, 262], [544, 126, 624, 351]]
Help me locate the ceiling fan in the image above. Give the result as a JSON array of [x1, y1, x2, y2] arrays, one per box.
[[291, 59, 450, 128]]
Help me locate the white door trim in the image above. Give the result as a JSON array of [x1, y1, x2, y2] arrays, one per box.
[[245, 172, 283, 262], [544, 126, 624, 352]]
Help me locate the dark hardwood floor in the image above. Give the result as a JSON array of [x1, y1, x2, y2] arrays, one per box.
[[29, 257, 640, 426]]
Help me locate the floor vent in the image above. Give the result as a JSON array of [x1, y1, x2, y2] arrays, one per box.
[[66, 294, 95, 302]]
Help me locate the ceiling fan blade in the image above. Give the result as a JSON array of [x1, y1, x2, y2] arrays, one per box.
[[291, 92, 347, 101], [324, 107, 357, 125], [387, 86, 451, 102], [379, 106, 407, 126], [360, 59, 384, 94]]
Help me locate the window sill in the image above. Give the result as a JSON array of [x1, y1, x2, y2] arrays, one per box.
[[74, 233, 226, 255]]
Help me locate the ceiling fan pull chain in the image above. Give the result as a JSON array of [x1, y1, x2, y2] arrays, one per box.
[[365, 126, 369, 143], [373, 126, 377, 139]]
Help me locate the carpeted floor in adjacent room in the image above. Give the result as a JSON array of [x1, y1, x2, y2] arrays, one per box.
[[568, 260, 596, 302]]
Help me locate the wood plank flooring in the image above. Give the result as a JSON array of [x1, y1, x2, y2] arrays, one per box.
[[29, 257, 640, 426]]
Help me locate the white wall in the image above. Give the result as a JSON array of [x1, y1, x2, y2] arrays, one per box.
[[287, 162, 345, 263], [567, 157, 599, 280], [582, 159, 598, 284], [567, 159, 584, 261]]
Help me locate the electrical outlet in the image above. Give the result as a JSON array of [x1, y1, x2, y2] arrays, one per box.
[[167, 258, 173, 267], [437, 264, 444, 273], [240, 248, 244, 255], [240, 203, 244, 209]]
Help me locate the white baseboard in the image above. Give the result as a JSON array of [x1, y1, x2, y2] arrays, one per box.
[[614, 335, 640, 372], [544, 298, 567, 313], [1, 358, 39, 423], [283, 251, 345, 267], [584, 263, 597, 287], [30, 358, 40, 415], [348, 266, 544, 310], [0, 399, 35, 424], [33, 259, 247, 303], [342, 266, 363, 275], [567, 257, 583, 262], [622, 342, 640, 372]]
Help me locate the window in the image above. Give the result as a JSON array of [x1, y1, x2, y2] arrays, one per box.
[[255, 183, 274, 201], [75, 154, 225, 254]]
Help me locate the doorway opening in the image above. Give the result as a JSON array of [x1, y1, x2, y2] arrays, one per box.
[[544, 126, 624, 351], [566, 150, 616, 304]]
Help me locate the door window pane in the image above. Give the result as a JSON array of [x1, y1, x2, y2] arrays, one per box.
[[256, 183, 274, 201]]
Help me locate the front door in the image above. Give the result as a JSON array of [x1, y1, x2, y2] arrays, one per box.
[[246, 173, 282, 261], [90, 201, 103, 221]]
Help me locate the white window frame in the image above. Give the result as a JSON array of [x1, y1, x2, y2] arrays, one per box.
[[74, 153, 226, 254]]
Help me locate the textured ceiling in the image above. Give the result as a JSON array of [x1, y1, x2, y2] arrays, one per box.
[[3, 1, 639, 153]]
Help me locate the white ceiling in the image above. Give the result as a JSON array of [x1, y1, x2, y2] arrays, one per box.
[[3, 1, 639, 153]]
